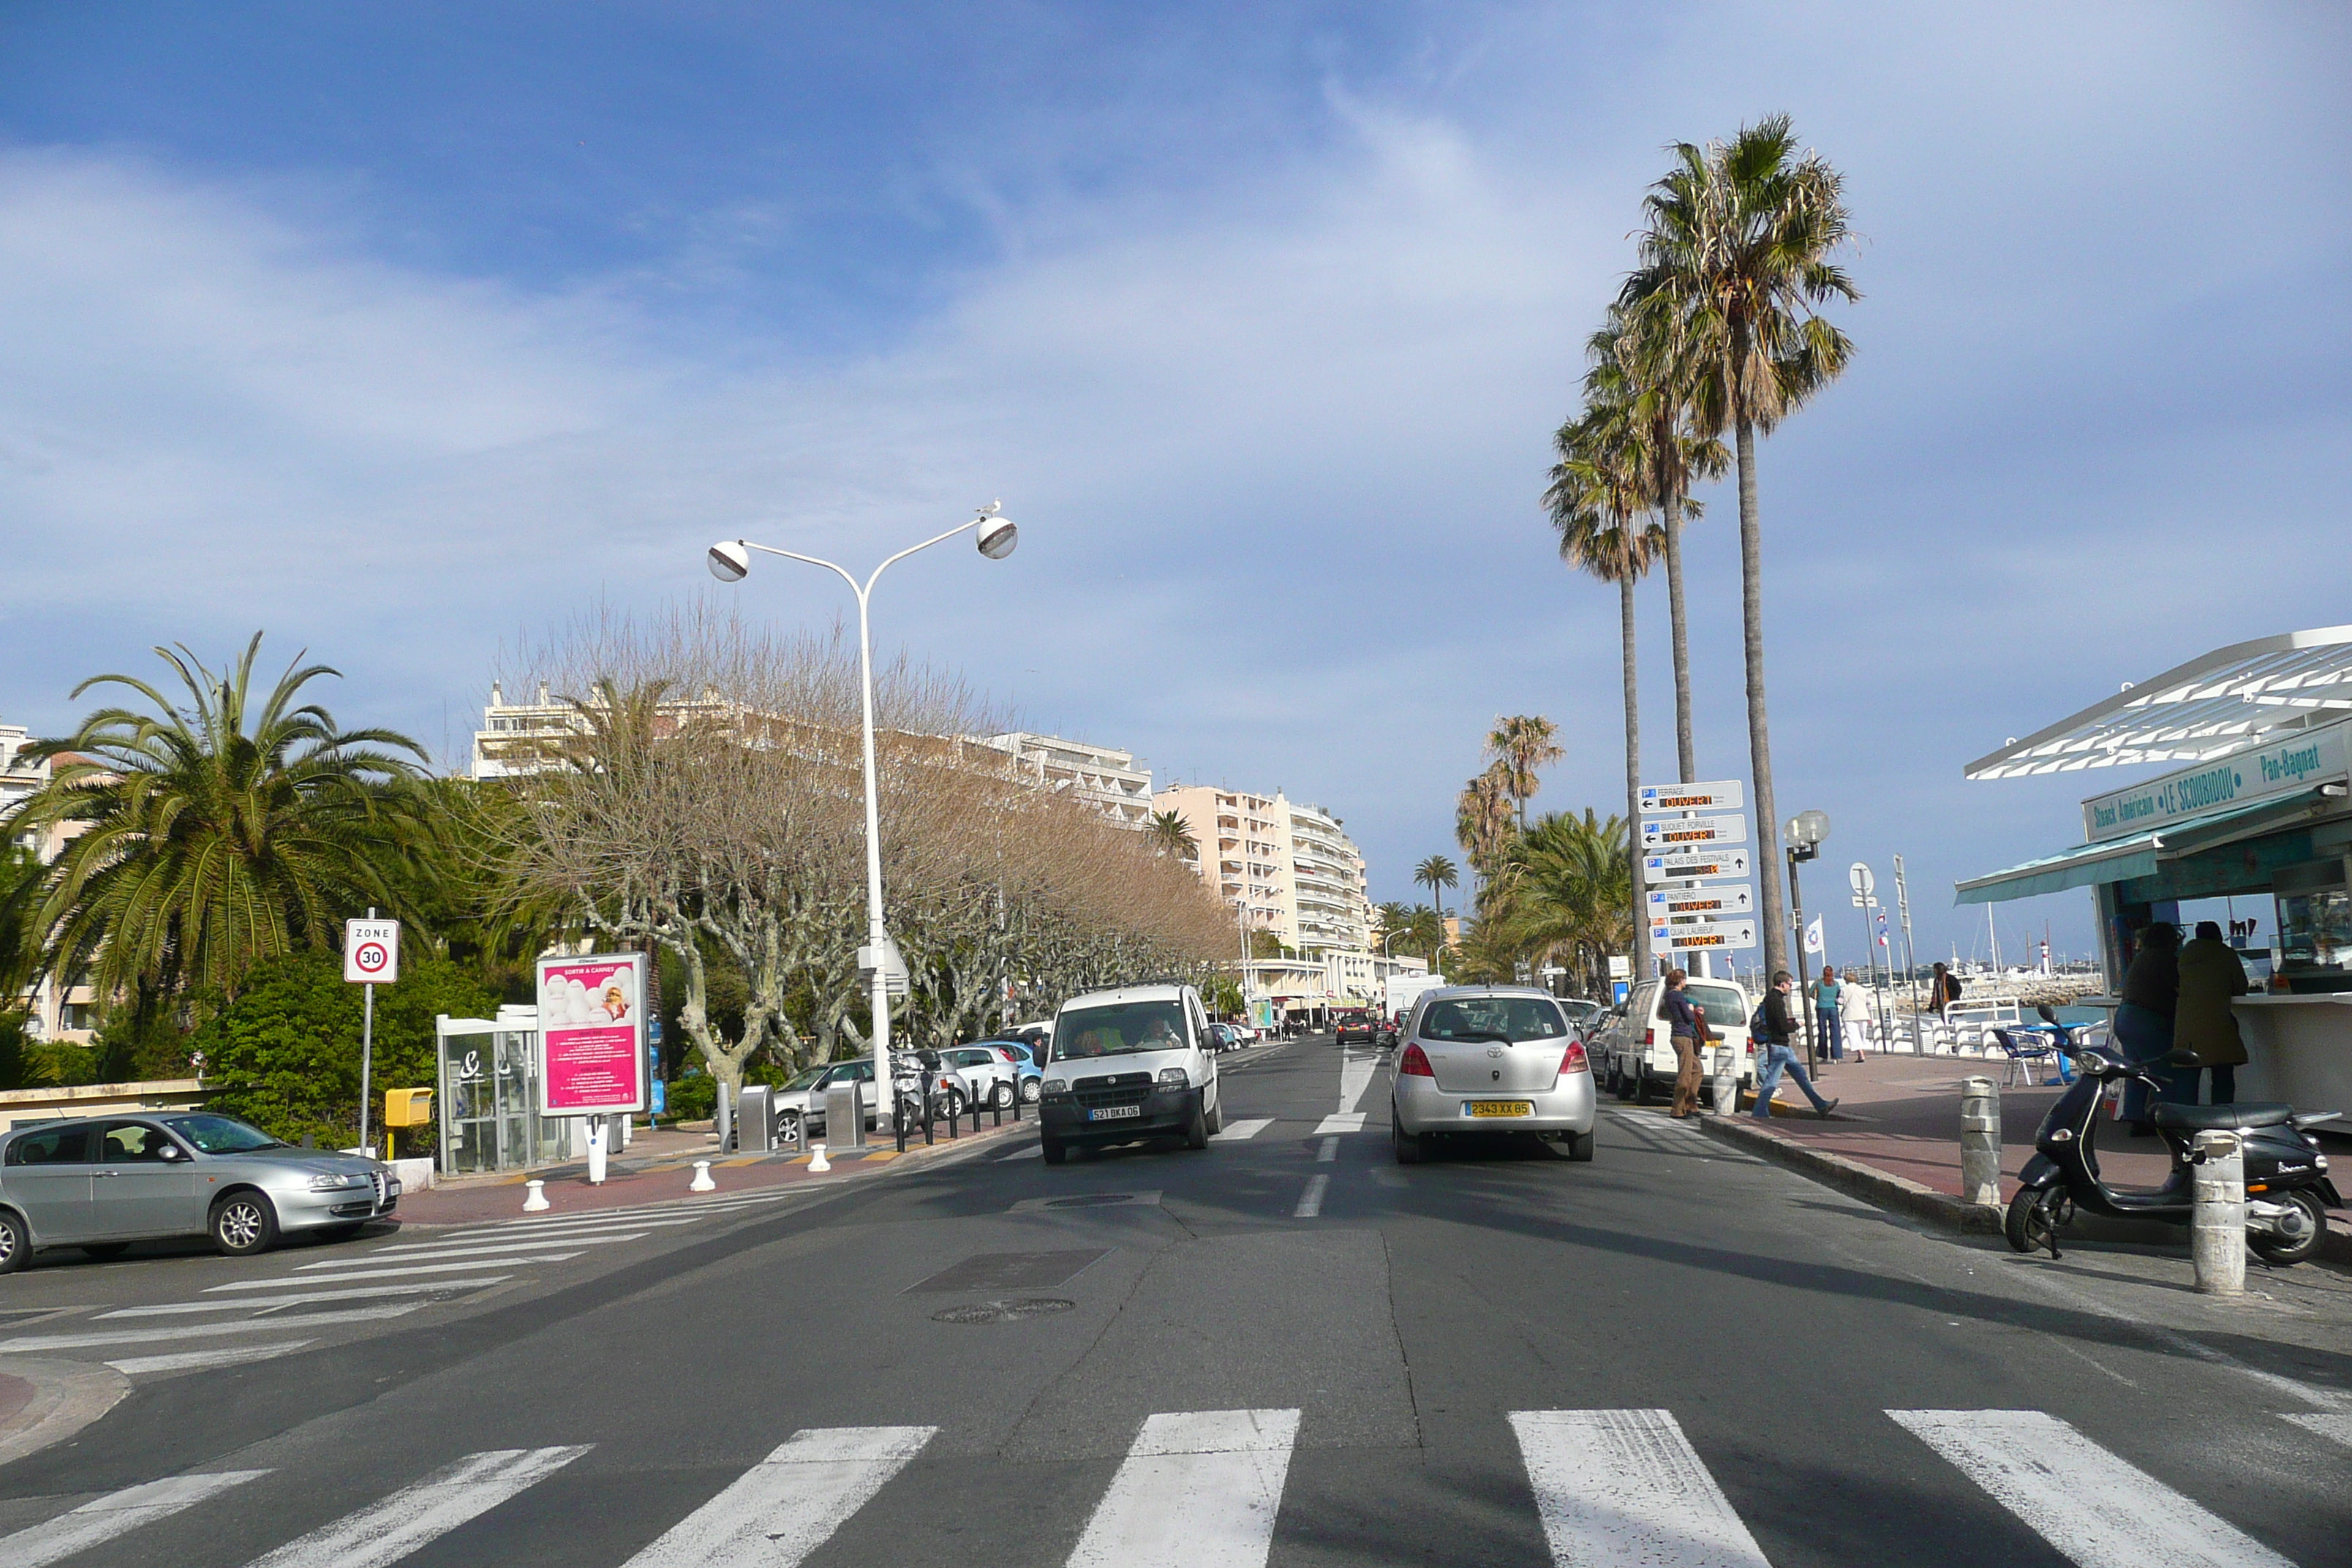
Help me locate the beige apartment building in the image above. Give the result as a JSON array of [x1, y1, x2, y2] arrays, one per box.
[[1151, 784, 1374, 956], [3, 718, 98, 1044]]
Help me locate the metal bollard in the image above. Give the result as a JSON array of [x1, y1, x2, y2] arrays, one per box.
[[1711, 1046, 1737, 1118], [2190, 1128, 2246, 1295], [1012, 1085, 1023, 1122], [1959, 1076, 2001, 1207], [992, 1088, 1003, 1128]]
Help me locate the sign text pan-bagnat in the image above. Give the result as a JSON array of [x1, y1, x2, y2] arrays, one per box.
[[1639, 814, 1748, 849]]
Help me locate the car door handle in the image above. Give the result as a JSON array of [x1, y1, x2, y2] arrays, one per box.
[[94, 1170, 119, 1178]]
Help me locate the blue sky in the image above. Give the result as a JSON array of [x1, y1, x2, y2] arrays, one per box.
[[4, 2, 2349, 967]]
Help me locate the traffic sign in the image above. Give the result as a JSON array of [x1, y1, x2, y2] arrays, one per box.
[[1649, 917, 1758, 951], [1848, 862, 1875, 899], [344, 919, 400, 984], [1607, 955, 1632, 979], [1640, 848, 1752, 885], [1646, 883, 1754, 919], [1640, 814, 1748, 850], [1638, 779, 1745, 814]]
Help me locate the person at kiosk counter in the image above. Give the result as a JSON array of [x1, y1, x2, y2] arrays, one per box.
[[2115, 921, 2179, 1136], [2174, 919, 2252, 1107]]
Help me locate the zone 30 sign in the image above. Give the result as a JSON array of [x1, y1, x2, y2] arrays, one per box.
[[344, 919, 401, 984]]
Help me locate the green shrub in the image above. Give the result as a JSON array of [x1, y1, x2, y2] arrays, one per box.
[[664, 1072, 716, 1123]]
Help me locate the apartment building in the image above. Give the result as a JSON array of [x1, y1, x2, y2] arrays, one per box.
[[973, 733, 1154, 831], [2, 719, 97, 1044], [1151, 784, 1374, 957]]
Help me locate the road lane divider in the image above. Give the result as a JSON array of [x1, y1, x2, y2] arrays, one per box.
[[1293, 1175, 1329, 1218]]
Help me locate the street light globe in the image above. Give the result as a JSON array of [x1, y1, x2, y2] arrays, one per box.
[[1790, 809, 1831, 847], [976, 513, 1017, 560], [706, 540, 750, 582]]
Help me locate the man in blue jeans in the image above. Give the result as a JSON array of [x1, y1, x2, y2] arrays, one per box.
[[1754, 970, 1839, 1120]]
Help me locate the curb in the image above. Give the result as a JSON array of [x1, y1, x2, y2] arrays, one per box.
[[0, 1357, 129, 1471]]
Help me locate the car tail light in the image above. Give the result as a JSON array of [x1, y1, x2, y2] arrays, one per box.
[[1398, 1043, 1435, 1077], [1645, 1028, 1659, 1048], [1558, 1041, 1590, 1075]]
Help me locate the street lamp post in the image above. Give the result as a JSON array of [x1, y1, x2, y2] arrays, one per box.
[[708, 503, 1017, 1132], [1784, 809, 1829, 1068]]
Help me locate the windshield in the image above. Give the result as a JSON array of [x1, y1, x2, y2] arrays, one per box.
[[1053, 1000, 1189, 1061], [780, 1066, 830, 1091], [160, 1114, 286, 1154], [1685, 984, 1745, 1025], [1420, 996, 1569, 1044]]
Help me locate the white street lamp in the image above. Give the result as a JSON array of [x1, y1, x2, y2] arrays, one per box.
[[706, 502, 1017, 1131]]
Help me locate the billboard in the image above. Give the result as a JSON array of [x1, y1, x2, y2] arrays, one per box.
[[536, 953, 649, 1116]]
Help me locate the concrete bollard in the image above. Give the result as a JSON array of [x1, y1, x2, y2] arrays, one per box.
[[585, 1115, 608, 1187], [522, 1179, 549, 1213], [2191, 1128, 2246, 1296], [689, 1160, 716, 1193], [1711, 1046, 1737, 1118], [1959, 1076, 2002, 1207], [807, 1142, 831, 1173]]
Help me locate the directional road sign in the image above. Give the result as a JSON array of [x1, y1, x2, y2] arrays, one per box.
[[1638, 779, 1745, 815], [1646, 883, 1754, 919], [1849, 862, 1876, 899], [1640, 848, 1753, 885], [1649, 917, 1759, 951], [1640, 814, 1747, 850]]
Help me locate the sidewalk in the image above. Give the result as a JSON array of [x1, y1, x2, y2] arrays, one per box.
[[1691, 1051, 2352, 1262], [393, 1112, 1031, 1227]]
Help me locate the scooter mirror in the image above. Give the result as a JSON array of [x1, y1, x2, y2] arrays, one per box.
[[2035, 1003, 2058, 1023], [2166, 1047, 2200, 1067]]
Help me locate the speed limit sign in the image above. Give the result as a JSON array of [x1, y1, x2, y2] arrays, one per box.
[[344, 918, 401, 984]]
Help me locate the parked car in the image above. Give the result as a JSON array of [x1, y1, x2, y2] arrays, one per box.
[[1378, 1014, 1401, 1049], [941, 1043, 1025, 1109], [973, 1038, 1047, 1100], [1593, 976, 1757, 1105], [0, 1112, 396, 1270], [1557, 998, 1607, 1033], [779, 1057, 884, 1140], [1334, 1008, 1378, 1046], [1391, 987, 1594, 1164], [1037, 983, 1225, 1164]]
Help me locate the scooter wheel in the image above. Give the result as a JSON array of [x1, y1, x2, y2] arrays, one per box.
[[2249, 1189, 2327, 1267], [2005, 1187, 2054, 1255]]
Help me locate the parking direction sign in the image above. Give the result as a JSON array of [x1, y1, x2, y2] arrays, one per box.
[[344, 919, 400, 984], [1638, 779, 1745, 814], [1647, 883, 1754, 919], [1640, 848, 1752, 885], [1649, 917, 1759, 951], [1640, 814, 1748, 850]]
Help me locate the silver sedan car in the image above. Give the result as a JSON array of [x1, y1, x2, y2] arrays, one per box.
[[0, 1112, 396, 1271], [1391, 986, 1597, 1163]]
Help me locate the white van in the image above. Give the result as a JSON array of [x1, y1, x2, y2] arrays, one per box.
[[1596, 974, 1757, 1104], [1038, 984, 1224, 1164]]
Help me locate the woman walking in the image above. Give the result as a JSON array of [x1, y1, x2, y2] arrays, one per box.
[[1662, 968, 1704, 1118]]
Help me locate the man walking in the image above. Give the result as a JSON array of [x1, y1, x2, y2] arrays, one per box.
[[1753, 970, 1839, 1120]]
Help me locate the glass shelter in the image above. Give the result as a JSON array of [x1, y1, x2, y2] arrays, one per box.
[[434, 1006, 580, 1177]]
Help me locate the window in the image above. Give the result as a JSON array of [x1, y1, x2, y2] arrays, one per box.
[[1052, 1000, 1189, 1060], [1420, 997, 1569, 1044], [158, 1115, 285, 1153], [102, 1121, 181, 1162], [7, 1125, 94, 1165]]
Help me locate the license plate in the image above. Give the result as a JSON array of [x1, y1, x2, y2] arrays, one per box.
[[1466, 1101, 1534, 1117], [1088, 1105, 1142, 1121]]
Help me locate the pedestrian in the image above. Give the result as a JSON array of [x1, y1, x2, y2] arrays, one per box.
[[1751, 970, 1839, 1120], [2174, 919, 2250, 1107], [1662, 968, 1703, 1118], [2114, 921, 2180, 1134], [1814, 966, 1845, 1063], [1839, 968, 1873, 1061], [1928, 961, 1962, 1016]]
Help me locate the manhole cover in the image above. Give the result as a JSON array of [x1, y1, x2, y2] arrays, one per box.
[[930, 1298, 1076, 1325]]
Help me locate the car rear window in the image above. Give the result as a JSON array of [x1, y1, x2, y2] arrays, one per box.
[[4, 1125, 92, 1165], [1684, 984, 1746, 1026], [1420, 997, 1569, 1043]]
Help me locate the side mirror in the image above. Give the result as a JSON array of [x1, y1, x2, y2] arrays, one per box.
[[158, 1144, 183, 1161], [2035, 1003, 2058, 1023], [2165, 1048, 2200, 1068]]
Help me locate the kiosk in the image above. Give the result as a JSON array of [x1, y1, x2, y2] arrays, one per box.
[[1955, 626, 2352, 1120]]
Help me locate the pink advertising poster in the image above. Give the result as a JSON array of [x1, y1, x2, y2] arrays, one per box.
[[536, 953, 648, 1115]]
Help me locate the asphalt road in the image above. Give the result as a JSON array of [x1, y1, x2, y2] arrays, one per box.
[[3, 1032, 2350, 1567]]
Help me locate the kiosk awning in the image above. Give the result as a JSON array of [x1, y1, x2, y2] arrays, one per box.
[[1955, 788, 2337, 905]]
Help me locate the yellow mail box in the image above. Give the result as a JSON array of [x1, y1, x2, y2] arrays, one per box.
[[383, 1088, 434, 1128]]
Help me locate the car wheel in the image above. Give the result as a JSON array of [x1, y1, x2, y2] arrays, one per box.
[[1392, 1115, 1421, 1165], [1184, 1101, 1210, 1150], [0, 1208, 27, 1274], [777, 1109, 803, 1145], [992, 1081, 1015, 1111], [1041, 1137, 1068, 1166], [81, 1242, 132, 1260], [1564, 1131, 1595, 1163], [1021, 1077, 1041, 1104], [1205, 1098, 1224, 1136], [2250, 1189, 2327, 1267], [210, 1190, 279, 1257], [1632, 1068, 1655, 1105]]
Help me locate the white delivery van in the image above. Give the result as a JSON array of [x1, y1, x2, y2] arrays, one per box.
[[1037, 984, 1224, 1164], [1598, 974, 1757, 1104]]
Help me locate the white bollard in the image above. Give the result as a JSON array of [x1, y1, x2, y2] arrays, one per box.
[[1711, 1046, 1737, 1119], [807, 1142, 831, 1173], [2190, 1128, 2246, 1296], [522, 1178, 549, 1213], [1959, 1075, 2002, 1207], [689, 1160, 716, 1193], [586, 1115, 608, 1186]]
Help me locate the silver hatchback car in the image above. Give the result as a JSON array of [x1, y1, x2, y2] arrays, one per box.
[[1391, 986, 1596, 1163], [0, 1112, 396, 1272]]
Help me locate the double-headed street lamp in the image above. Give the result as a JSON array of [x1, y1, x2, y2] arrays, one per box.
[[707, 502, 1018, 1133]]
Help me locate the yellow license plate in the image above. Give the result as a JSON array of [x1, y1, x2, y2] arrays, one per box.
[[1466, 1100, 1534, 1117]]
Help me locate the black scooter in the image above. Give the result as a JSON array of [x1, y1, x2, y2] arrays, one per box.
[[2007, 1005, 2342, 1265]]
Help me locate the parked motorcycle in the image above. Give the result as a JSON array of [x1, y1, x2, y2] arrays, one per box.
[[2006, 1006, 2341, 1265]]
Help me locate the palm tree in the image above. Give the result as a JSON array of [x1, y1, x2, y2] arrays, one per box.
[[1146, 808, 1199, 862], [1485, 715, 1564, 830], [1413, 854, 1458, 917], [1452, 766, 1517, 897], [1493, 810, 1633, 996], [14, 635, 432, 1005], [1549, 401, 1667, 984], [1620, 113, 1857, 976]]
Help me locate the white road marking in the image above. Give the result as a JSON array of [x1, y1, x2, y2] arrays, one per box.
[[1210, 1119, 1273, 1142], [207, 1255, 582, 1289], [1888, 1409, 2294, 1568], [1293, 1175, 1328, 1218], [0, 1470, 271, 1568], [1001, 1145, 1044, 1159], [1067, 1409, 1300, 1568], [107, 1341, 317, 1374], [310, 1232, 647, 1264], [2284, 1411, 2352, 1449], [1316, 1137, 1338, 1163], [1338, 1055, 1378, 1114], [446, 1216, 706, 1240], [1509, 1409, 1770, 1568], [102, 1278, 511, 1317], [0, 1305, 418, 1352], [1312, 1113, 1365, 1135], [247, 1446, 592, 1568], [620, 1425, 935, 1568]]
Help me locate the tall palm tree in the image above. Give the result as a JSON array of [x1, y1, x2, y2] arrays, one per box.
[[15, 635, 432, 1004], [1146, 808, 1199, 862], [1549, 402, 1667, 984], [1620, 113, 1857, 976], [1485, 715, 1564, 830], [1453, 765, 1516, 897], [1413, 854, 1458, 917], [1493, 809, 1632, 996]]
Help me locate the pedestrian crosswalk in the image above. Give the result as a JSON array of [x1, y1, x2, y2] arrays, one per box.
[[0, 1405, 2329, 1568], [0, 1187, 804, 1379]]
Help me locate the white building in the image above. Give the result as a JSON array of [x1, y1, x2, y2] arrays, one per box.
[[1, 720, 96, 1044], [974, 733, 1155, 831]]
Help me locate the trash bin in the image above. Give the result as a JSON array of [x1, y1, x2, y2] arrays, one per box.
[[739, 1084, 773, 1153], [824, 1078, 867, 1152]]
